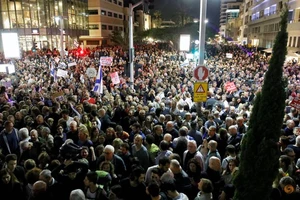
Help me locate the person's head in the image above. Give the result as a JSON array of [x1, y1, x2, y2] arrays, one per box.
[[32, 180, 47, 197], [61, 109, 70, 120], [19, 127, 29, 140], [227, 159, 239, 172], [84, 171, 98, 187], [159, 140, 170, 151], [283, 147, 296, 161], [208, 156, 221, 171], [120, 142, 130, 155], [208, 126, 217, 137], [78, 125, 89, 141], [145, 134, 155, 146], [178, 127, 188, 137], [26, 168, 42, 185], [4, 120, 14, 133], [24, 159, 36, 171], [279, 155, 291, 169], [41, 127, 51, 138], [158, 157, 171, 172], [103, 145, 115, 161], [69, 121, 78, 132], [39, 169, 53, 185], [0, 169, 13, 184], [5, 154, 17, 172], [198, 178, 213, 193], [187, 158, 202, 173], [226, 145, 236, 156], [131, 123, 141, 133], [30, 129, 39, 141], [70, 189, 85, 200], [166, 121, 174, 131], [112, 138, 123, 152], [163, 133, 172, 143], [208, 140, 218, 151], [236, 116, 244, 127], [100, 161, 115, 174], [80, 146, 89, 159], [170, 159, 181, 174], [109, 185, 123, 200], [134, 134, 143, 146], [279, 176, 297, 195], [228, 125, 238, 136], [187, 140, 197, 154], [147, 181, 160, 198], [295, 135, 300, 146], [286, 119, 295, 129]]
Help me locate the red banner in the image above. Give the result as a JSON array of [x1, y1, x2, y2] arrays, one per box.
[[290, 97, 300, 110], [225, 82, 237, 92]]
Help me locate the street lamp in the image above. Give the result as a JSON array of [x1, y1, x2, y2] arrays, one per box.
[[198, 0, 207, 66], [55, 16, 64, 57]]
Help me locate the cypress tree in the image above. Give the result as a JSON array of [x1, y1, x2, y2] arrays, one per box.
[[233, 5, 288, 200]]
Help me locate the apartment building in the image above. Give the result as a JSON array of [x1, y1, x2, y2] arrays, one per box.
[[245, 0, 300, 52], [219, 0, 243, 38], [0, 0, 88, 51], [80, 0, 126, 46]]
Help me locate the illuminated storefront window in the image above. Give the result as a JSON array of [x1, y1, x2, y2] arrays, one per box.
[[0, 0, 88, 50]]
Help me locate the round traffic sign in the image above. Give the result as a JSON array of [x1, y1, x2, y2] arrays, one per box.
[[194, 66, 209, 81]]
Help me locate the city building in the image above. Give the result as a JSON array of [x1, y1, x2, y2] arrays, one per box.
[[80, 0, 126, 46], [0, 0, 89, 51], [134, 10, 151, 32], [219, 0, 243, 37], [245, 0, 300, 54]]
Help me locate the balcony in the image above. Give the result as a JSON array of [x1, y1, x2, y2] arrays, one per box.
[[287, 21, 300, 31], [248, 11, 280, 25]]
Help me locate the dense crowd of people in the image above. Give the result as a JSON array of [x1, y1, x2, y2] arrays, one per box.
[[0, 43, 299, 200]]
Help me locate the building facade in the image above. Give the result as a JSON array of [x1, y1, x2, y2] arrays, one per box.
[[219, 0, 243, 37], [80, 0, 126, 46], [244, 0, 300, 52], [135, 10, 151, 32], [0, 0, 89, 51]]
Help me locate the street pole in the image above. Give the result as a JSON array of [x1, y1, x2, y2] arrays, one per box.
[[60, 17, 65, 58], [198, 0, 207, 65], [129, 1, 143, 89]]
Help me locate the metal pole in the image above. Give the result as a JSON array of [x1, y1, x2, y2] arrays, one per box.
[[198, 0, 207, 65], [60, 17, 65, 58], [129, 3, 134, 88], [129, 1, 144, 89]]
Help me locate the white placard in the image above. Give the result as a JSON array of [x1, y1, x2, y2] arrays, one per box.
[[68, 62, 77, 67], [86, 68, 97, 78], [179, 34, 190, 51], [1, 32, 20, 59], [56, 69, 68, 77], [0, 64, 15, 74], [226, 53, 233, 59], [100, 57, 113, 66], [110, 72, 120, 85]]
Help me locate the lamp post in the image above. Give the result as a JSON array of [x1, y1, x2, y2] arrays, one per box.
[[198, 0, 207, 65], [55, 16, 64, 58], [129, 1, 144, 89]]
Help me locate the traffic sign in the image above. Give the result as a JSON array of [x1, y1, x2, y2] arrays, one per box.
[[194, 66, 209, 81], [193, 82, 208, 102]]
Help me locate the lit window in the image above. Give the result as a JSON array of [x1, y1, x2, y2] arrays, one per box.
[[101, 10, 106, 15]]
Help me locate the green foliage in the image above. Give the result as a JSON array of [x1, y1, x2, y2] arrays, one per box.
[[233, 6, 288, 200], [109, 30, 129, 49]]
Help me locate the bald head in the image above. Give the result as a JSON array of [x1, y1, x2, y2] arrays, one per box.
[[32, 180, 47, 196]]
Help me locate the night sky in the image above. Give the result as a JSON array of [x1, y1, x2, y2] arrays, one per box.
[[153, 0, 221, 29]]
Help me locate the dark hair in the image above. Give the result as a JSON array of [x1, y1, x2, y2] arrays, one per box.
[[86, 171, 98, 184], [158, 157, 170, 166], [280, 155, 291, 167], [159, 140, 169, 151], [129, 166, 145, 181], [111, 185, 123, 198], [26, 168, 42, 185], [200, 178, 214, 193], [146, 134, 155, 145], [148, 181, 160, 197], [226, 145, 236, 154], [120, 143, 130, 151], [5, 154, 17, 163]]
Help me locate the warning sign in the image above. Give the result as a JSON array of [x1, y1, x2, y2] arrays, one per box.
[[193, 82, 208, 102]]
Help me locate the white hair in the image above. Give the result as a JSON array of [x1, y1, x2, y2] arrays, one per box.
[[296, 135, 300, 146], [69, 189, 85, 200], [104, 145, 115, 153], [19, 128, 29, 140]]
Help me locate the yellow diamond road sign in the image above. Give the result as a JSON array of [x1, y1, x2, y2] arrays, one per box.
[[193, 82, 208, 102]]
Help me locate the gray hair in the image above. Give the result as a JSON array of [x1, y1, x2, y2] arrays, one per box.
[[19, 128, 29, 140], [104, 145, 115, 154], [69, 189, 85, 200], [42, 127, 51, 135], [40, 169, 52, 179]]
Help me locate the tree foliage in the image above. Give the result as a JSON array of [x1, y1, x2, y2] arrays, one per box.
[[233, 5, 288, 200]]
